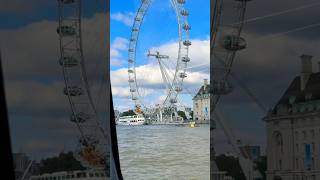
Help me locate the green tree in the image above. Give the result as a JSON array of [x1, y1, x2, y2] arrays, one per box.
[[256, 156, 267, 179], [39, 152, 85, 174], [215, 154, 246, 180], [215, 154, 267, 180], [121, 109, 136, 116], [177, 111, 187, 120]]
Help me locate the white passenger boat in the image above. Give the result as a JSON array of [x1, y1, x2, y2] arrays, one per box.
[[117, 114, 146, 125], [29, 169, 109, 180]]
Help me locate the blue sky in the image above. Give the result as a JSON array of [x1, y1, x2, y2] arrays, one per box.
[[110, 0, 210, 111]]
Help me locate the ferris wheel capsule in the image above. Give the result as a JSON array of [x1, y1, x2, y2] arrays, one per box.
[[183, 24, 191, 31], [70, 112, 90, 123], [57, 0, 75, 4], [221, 35, 247, 51], [170, 99, 178, 103], [56, 26, 76, 36], [63, 86, 83, 96], [128, 79, 134, 83], [182, 57, 190, 62], [129, 48, 134, 52], [175, 87, 183, 92], [59, 56, 78, 67], [130, 89, 136, 92], [183, 40, 192, 46], [128, 59, 134, 63], [128, 69, 134, 73], [177, 0, 186, 4], [181, 10, 189, 16], [79, 136, 99, 147], [179, 72, 187, 78]]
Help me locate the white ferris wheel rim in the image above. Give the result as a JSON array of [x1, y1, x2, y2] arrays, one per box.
[[127, 0, 191, 114], [57, 0, 110, 169]]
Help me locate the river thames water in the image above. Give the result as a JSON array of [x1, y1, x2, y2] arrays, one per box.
[[116, 124, 210, 180]]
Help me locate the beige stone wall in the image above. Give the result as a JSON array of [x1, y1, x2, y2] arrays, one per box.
[[266, 113, 320, 180], [193, 96, 210, 124]]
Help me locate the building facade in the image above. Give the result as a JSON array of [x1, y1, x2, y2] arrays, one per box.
[[193, 79, 210, 124], [13, 153, 31, 179], [265, 55, 320, 180]]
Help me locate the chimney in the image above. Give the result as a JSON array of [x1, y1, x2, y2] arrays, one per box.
[[300, 54, 313, 91], [204, 79, 208, 90]]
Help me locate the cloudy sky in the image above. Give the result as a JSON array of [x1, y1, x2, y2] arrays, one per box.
[[1, 0, 320, 160], [214, 0, 320, 154], [0, 0, 109, 159], [110, 0, 210, 111]]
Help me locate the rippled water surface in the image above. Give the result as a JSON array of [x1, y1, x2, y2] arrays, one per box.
[[116, 125, 210, 180]]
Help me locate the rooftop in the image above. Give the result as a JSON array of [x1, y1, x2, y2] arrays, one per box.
[[193, 79, 210, 100], [277, 72, 320, 106]]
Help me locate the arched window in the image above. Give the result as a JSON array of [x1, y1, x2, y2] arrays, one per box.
[[273, 131, 284, 170], [274, 131, 283, 153]]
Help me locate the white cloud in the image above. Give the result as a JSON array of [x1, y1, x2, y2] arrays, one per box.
[[111, 37, 129, 67], [151, 39, 210, 71], [110, 38, 210, 108], [111, 86, 131, 97], [111, 12, 135, 27], [112, 37, 129, 50]]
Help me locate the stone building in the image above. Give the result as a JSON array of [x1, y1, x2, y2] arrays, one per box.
[[193, 79, 210, 124], [13, 153, 31, 179], [265, 55, 320, 180]]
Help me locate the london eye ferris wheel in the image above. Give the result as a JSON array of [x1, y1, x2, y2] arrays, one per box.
[[127, 0, 192, 120], [57, 0, 110, 170]]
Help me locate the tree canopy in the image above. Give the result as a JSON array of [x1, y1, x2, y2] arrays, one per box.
[[120, 109, 136, 116], [39, 152, 85, 174]]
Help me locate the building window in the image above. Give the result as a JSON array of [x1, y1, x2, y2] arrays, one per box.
[[312, 158, 315, 170], [274, 131, 284, 156], [312, 142, 315, 153], [295, 131, 299, 140], [279, 160, 282, 170], [303, 130, 306, 140], [296, 144, 299, 153], [311, 129, 315, 139]]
